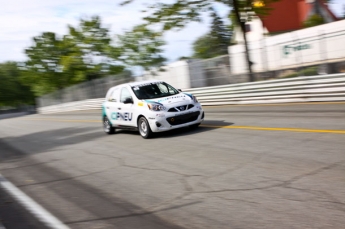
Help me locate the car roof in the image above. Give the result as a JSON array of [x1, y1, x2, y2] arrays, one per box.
[[127, 80, 163, 87], [111, 80, 163, 89]]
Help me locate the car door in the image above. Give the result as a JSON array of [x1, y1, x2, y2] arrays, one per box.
[[106, 87, 121, 126], [117, 86, 136, 127]]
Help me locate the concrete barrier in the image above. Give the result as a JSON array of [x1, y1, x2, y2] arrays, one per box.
[[38, 73, 345, 114]]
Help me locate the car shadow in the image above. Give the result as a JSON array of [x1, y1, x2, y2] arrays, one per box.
[[158, 120, 234, 138], [116, 120, 234, 139]]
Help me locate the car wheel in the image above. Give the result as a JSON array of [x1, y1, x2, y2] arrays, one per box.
[[189, 123, 200, 129], [103, 116, 115, 134], [138, 117, 152, 139]]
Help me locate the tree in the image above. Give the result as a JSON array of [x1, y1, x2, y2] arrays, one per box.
[[209, 9, 231, 53], [121, 0, 281, 82], [193, 9, 231, 59], [22, 17, 125, 96], [0, 62, 35, 107], [193, 34, 215, 59], [22, 32, 69, 96], [117, 25, 166, 71], [66, 16, 124, 80], [303, 14, 325, 28], [178, 56, 190, 60]]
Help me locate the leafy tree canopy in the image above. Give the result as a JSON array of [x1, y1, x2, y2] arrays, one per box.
[[0, 62, 35, 107], [121, 0, 280, 31], [121, 0, 280, 82], [22, 17, 125, 96], [2, 15, 167, 101], [303, 14, 325, 28], [117, 25, 167, 71], [193, 9, 231, 59]]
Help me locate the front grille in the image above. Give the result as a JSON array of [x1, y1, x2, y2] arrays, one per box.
[[166, 111, 200, 126], [168, 104, 194, 112]]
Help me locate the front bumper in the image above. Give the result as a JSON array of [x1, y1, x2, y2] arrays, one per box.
[[147, 107, 204, 132]]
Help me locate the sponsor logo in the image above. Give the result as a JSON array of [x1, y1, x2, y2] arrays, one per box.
[[111, 112, 133, 121], [156, 95, 186, 103], [138, 102, 144, 106], [283, 43, 311, 57]]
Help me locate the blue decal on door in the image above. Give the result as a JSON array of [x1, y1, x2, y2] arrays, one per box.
[[111, 112, 133, 121]]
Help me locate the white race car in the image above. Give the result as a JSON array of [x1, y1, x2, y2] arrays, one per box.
[[102, 80, 204, 138]]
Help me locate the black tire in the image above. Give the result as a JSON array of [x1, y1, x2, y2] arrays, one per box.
[[189, 123, 200, 129], [138, 117, 153, 139], [103, 116, 115, 134]]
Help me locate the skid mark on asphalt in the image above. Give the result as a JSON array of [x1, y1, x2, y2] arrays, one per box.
[[21, 118, 345, 134]]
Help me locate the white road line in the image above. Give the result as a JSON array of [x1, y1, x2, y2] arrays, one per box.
[[0, 174, 70, 229]]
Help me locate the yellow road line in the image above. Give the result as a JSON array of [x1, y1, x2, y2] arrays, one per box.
[[200, 125, 345, 134], [203, 101, 345, 108], [22, 118, 345, 134]]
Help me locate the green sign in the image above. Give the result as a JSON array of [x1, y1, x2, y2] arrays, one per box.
[[283, 44, 311, 57]]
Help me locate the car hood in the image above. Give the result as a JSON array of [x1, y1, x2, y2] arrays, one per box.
[[145, 93, 193, 105]]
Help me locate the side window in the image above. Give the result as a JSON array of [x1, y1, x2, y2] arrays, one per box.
[[108, 88, 119, 102], [120, 87, 133, 103]]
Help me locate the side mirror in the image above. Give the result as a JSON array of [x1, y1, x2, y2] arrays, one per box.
[[123, 97, 133, 104], [178, 89, 182, 92]]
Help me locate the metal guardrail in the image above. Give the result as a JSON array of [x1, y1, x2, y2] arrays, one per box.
[[38, 73, 345, 114]]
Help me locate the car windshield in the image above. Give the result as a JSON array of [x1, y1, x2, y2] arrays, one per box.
[[131, 82, 180, 100]]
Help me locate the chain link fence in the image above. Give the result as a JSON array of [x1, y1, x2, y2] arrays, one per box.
[[189, 55, 233, 87], [37, 73, 133, 107]]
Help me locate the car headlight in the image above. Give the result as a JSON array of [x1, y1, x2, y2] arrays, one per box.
[[192, 95, 199, 103], [147, 103, 166, 111]]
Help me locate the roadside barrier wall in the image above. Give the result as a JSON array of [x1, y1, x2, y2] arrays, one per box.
[[38, 73, 345, 114]]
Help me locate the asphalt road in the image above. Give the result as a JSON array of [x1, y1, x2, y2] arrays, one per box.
[[0, 103, 345, 229]]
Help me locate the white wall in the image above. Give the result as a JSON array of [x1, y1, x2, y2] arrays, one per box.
[[137, 61, 191, 89], [233, 16, 269, 44], [229, 20, 345, 75]]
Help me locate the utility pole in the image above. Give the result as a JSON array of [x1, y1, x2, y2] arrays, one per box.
[[231, 0, 255, 82]]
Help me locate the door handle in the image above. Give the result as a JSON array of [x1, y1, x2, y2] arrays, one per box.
[[118, 108, 121, 110], [106, 107, 109, 109]]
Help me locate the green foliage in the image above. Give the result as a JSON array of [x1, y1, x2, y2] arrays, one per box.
[[23, 32, 69, 95], [193, 9, 231, 59], [22, 16, 125, 96], [193, 34, 215, 59], [0, 62, 35, 107], [117, 25, 167, 71], [300, 66, 318, 76], [303, 14, 325, 28], [280, 67, 318, 78], [178, 56, 190, 60], [121, 0, 280, 31], [66, 16, 124, 80], [121, 0, 281, 82]]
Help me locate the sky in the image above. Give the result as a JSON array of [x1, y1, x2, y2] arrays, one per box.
[[0, 0, 344, 64]]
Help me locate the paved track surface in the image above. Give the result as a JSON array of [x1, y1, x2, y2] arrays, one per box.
[[0, 103, 345, 229]]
